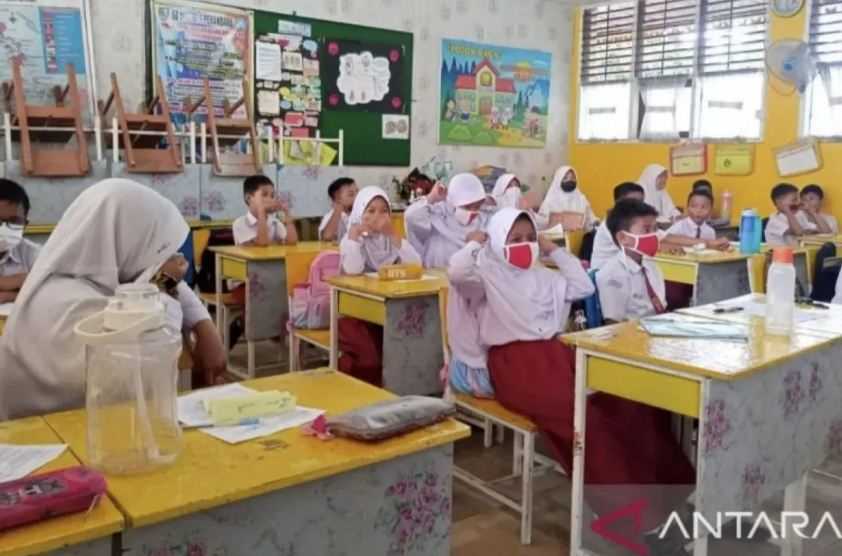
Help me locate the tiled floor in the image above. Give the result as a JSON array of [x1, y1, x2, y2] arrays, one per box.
[[226, 341, 842, 556]]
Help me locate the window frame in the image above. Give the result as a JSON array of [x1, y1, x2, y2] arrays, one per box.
[[800, 0, 842, 141], [576, 0, 769, 144]]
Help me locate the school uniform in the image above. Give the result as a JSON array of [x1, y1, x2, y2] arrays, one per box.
[[337, 187, 422, 387], [232, 211, 288, 245], [465, 208, 693, 529], [538, 165, 595, 231], [640, 164, 680, 224], [765, 212, 815, 246], [597, 252, 667, 322], [665, 217, 716, 241], [0, 238, 40, 277], [318, 209, 350, 241], [796, 210, 838, 235], [591, 221, 666, 271]]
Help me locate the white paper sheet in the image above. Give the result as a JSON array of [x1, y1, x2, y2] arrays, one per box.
[[0, 444, 67, 483], [200, 406, 324, 444], [363, 272, 439, 281], [178, 383, 257, 427], [256, 42, 283, 81], [0, 302, 13, 317]]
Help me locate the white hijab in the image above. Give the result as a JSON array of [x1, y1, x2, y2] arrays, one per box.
[[491, 173, 520, 209], [0, 179, 189, 420], [539, 165, 589, 215], [639, 163, 678, 221], [477, 208, 570, 345], [349, 186, 401, 270], [423, 173, 488, 265]]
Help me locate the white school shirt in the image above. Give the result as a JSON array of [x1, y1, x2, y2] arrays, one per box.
[[665, 218, 716, 241], [446, 240, 491, 369], [339, 237, 421, 275], [764, 213, 815, 246], [590, 221, 667, 271], [796, 211, 838, 235], [596, 252, 666, 322], [833, 269, 842, 305], [0, 238, 41, 276], [318, 209, 350, 241], [232, 211, 288, 245]]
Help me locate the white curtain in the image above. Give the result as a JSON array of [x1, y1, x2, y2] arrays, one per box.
[[638, 80, 692, 139], [693, 72, 764, 139], [577, 82, 631, 140], [805, 64, 842, 138]]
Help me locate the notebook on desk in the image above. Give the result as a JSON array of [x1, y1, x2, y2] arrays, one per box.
[[640, 316, 748, 340]]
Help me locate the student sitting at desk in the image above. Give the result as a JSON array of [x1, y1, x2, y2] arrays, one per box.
[[0, 179, 226, 420], [590, 182, 645, 270], [233, 174, 298, 247], [663, 189, 731, 250], [692, 179, 731, 228], [538, 165, 595, 231], [319, 177, 358, 241], [798, 184, 838, 235], [766, 183, 816, 246], [597, 200, 668, 323], [337, 186, 421, 386], [0, 179, 40, 303], [639, 163, 680, 225]]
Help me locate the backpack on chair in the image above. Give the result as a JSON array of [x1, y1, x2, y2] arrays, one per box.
[[289, 251, 341, 329]]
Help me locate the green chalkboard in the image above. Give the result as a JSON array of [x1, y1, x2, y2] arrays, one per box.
[[253, 11, 412, 167]]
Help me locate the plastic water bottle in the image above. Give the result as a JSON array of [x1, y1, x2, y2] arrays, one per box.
[[740, 209, 758, 254], [721, 191, 733, 224], [766, 248, 796, 335], [752, 213, 763, 251]]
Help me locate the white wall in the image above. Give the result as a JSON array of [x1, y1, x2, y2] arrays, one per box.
[[89, 0, 573, 198]]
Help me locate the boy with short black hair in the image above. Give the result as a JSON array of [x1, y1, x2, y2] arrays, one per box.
[[663, 190, 731, 251], [319, 177, 358, 241], [0, 179, 40, 303], [596, 199, 667, 323], [765, 183, 814, 246], [798, 184, 837, 235], [590, 182, 646, 270], [233, 174, 298, 247]]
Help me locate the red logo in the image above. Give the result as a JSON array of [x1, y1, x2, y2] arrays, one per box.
[[590, 499, 650, 556]]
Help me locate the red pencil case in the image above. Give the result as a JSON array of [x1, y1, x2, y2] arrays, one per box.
[[0, 466, 107, 531]]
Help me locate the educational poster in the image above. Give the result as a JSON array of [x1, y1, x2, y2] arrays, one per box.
[[152, 0, 251, 124], [254, 20, 321, 139], [439, 39, 551, 148], [0, 0, 95, 117], [322, 40, 405, 113]]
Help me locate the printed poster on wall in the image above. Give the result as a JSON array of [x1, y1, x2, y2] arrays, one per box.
[[322, 39, 405, 113], [439, 39, 551, 148], [0, 0, 95, 118], [152, 0, 251, 124]]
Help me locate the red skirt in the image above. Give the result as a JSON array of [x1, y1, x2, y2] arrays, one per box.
[[665, 281, 693, 311], [488, 340, 695, 526], [338, 317, 383, 387]]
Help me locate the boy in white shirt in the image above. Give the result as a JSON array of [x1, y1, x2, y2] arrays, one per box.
[[319, 177, 358, 241], [663, 190, 731, 250], [0, 179, 41, 303], [798, 184, 838, 235], [232, 175, 298, 247], [765, 183, 816, 246], [591, 182, 645, 270], [596, 199, 668, 323]]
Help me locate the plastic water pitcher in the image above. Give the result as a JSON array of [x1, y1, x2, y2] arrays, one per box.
[[766, 248, 796, 336], [752, 213, 763, 252], [740, 209, 758, 254], [75, 284, 182, 474]]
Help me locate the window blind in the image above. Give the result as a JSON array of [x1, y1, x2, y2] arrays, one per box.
[[810, 0, 842, 65], [699, 0, 767, 74], [581, 2, 636, 84], [636, 0, 699, 79]]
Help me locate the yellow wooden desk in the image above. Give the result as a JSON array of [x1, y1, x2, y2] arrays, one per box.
[[45, 370, 469, 556], [799, 234, 842, 249], [563, 316, 842, 555], [649, 250, 754, 305], [0, 417, 123, 556], [210, 242, 335, 379], [750, 244, 816, 296], [328, 273, 448, 395]]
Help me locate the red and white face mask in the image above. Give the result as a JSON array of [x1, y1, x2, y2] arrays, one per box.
[[504, 242, 539, 270], [624, 232, 660, 257]]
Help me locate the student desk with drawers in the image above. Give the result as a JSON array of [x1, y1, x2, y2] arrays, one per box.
[[44, 370, 469, 556], [328, 273, 448, 396], [563, 313, 842, 556]]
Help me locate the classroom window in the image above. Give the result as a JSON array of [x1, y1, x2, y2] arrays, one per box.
[[577, 0, 768, 141], [803, 0, 842, 138]]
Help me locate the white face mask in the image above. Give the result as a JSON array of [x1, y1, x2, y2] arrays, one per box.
[[501, 188, 522, 209], [454, 207, 480, 227], [0, 223, 24, 253]]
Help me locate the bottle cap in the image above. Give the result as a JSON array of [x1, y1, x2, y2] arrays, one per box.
[[772, 247, 794, 264]]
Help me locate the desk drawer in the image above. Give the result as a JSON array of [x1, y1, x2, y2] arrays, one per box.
[[220, 256, 247, 281], [338, 291, 385, 325], [586, 356, 700, 418], [654, 260, 697, 286]]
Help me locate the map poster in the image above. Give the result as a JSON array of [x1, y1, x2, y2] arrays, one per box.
[[439, 39, 551, 148], [152, 0, 251, 124], [0, 1, 94, 118]]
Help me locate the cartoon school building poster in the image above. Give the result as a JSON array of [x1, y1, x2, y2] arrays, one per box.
[[439, 39, 551, 148]]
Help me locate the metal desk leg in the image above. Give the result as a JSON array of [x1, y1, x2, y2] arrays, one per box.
[[329, 287, 339, 369], [570, 348, 588, 555]]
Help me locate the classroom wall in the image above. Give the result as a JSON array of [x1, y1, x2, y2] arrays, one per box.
[[568, 7, 841, 221], [84, 0, 574, 214]]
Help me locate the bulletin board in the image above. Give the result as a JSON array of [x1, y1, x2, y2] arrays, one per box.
[[253, 11, 412, 166]]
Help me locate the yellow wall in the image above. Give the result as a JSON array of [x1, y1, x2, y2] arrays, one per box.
[[569, 7, 842, 221]]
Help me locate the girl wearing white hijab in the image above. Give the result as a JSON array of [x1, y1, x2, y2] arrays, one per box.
[[337, 186, 421, 387], [639, 163, 680, 224], [491, 173, 522, 209], [450, 208, 694, 533], [340, 186, 421, 274], [0, 179, 225, 420], [538, 165, 595, 231]]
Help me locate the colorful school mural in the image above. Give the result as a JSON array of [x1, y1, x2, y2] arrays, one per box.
[[439, 39, 551, 148]]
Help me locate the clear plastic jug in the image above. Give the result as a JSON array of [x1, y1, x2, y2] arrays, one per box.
[[75, 284, 182, 474]]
